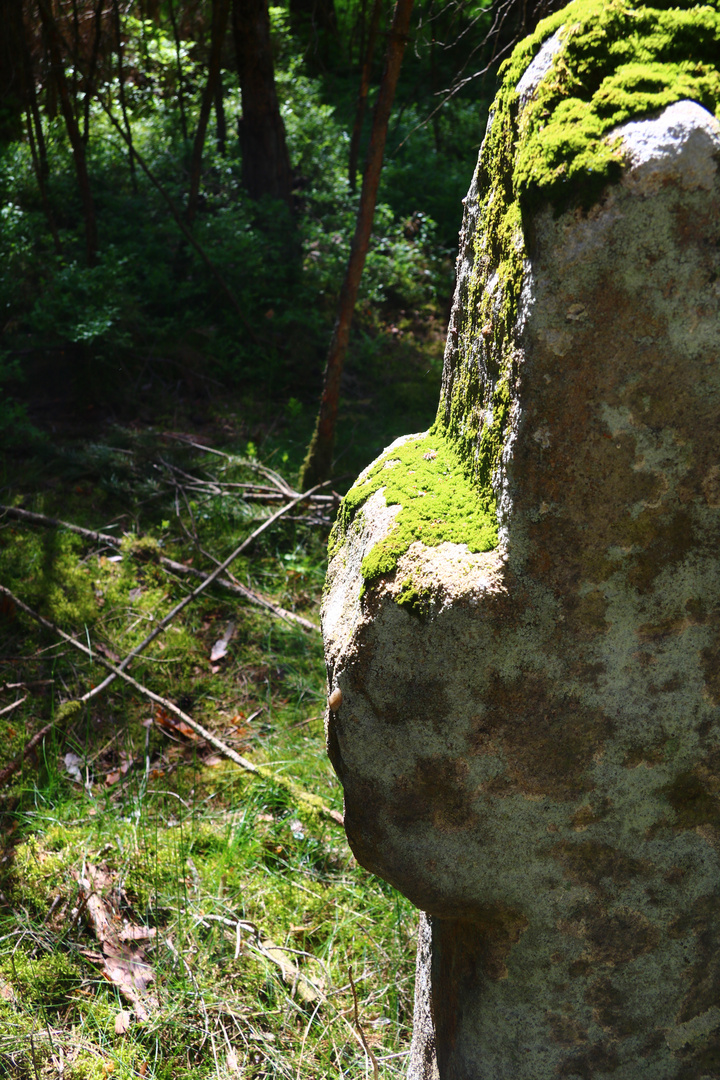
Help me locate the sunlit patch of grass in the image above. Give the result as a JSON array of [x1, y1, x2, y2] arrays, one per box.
[[0, 430, 417, 1078]]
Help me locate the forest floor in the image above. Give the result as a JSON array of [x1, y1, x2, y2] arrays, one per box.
[[0, 323, 444, 1080]]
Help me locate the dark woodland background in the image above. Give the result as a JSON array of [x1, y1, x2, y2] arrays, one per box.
[[0, 0, 561, 473]]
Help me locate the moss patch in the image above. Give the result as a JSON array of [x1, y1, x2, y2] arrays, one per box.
[[435, 0, 720, 533], [329, 431, 498, 586], [509, 1, 720, 212]]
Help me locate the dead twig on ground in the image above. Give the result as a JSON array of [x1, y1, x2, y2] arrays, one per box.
[[348, 966, 379, 1080], [0, 503, 319, 633], [0, 585, 343, 827], [158, 457, 339, 507], [0, 696, 27, 717], [86, 481, 330, 699]]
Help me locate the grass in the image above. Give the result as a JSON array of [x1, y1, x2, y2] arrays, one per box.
[[0, 423, 418, 1079]]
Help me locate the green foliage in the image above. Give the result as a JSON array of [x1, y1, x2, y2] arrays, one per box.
[[31, 249, 133, 346], [0, 0, 490, 427]]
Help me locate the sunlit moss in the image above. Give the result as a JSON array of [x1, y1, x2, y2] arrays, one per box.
[[7, 951, 81, 1009], [329, 430, 498, 586], [0, 528, 97, 626], [509, 1, 720, 211], [336, 0, 720, 594]]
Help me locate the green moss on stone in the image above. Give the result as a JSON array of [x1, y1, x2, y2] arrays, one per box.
[[510, 1, 720, 211], [440, 0, 720, 497], [331, 1, 720, 592], [396, 576, 433, 616], [329, 431, 498, 586]]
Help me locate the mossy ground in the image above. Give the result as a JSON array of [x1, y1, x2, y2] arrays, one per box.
[[0, 420, 418, 1079]]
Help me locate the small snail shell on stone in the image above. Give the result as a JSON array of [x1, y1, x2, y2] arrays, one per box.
[[328, 687, 342, 711]]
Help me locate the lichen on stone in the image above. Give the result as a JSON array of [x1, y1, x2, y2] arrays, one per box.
[[328, 431, 498, 586]]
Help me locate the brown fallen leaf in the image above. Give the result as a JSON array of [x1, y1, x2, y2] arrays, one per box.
[[154, 706, 199, 742], [120, 925, 157, 943], [114, 1010, 132, 1035], [74, 865, 158, 1021], [95, 642, 121, 664]]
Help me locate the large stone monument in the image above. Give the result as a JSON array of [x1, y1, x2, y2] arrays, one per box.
[[322, 2, 720, 1077]]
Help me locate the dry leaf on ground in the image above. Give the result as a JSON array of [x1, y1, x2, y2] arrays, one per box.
[[114, 1010, 132, 1034], [210, 620, 235, 663], [74, 864, 158, 1021]]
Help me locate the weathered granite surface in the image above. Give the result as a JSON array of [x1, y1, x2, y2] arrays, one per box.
[[323, 6, 720, 1077]]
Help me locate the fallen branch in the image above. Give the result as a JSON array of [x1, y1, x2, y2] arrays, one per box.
[[0, 503, 319, 633], [0, 585, 342, 827], [0, 695, 27, 717], [88, 480, 330, 699], [349, 966, 379, 1080], [158, 462, 338, 506], [161, 433, 297, 495]]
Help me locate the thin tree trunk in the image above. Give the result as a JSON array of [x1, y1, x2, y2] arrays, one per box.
[[70, 0, 80, 106], [82, 0, 106, 144], [0, 0, 26, 143], [38, 0, 98, 266], [187, 0, 229, 224], [20, 5, 49, 180], [168, 0, 188, 142], [112, 0, 136, 189], [348, 0, 382, 191], [299, 0, 415, 491], [26, 110, 62, 254], [354, 0, 368, 68], [289, 0, 339, 70], [215, 69, 226, 155], [232, 0, 293, 205]]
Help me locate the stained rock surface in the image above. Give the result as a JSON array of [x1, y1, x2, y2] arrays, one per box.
[[323, 5, 720, 1078]]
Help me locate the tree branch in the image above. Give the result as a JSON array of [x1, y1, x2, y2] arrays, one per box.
[[0, 585, 342, 827], [0, 504, 320, 633]]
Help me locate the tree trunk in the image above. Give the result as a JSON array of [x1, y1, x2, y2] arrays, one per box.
[[289, 0, 339, 70], [168, 0, 188, 141], [20, 3, 49, 180], [82, 0, 106, 144], [112, 0, 137, 190], [299, 0, 415, 491], [0, 0, 26, 143], [38, 0, 98, 266], [232, 0, 293, 205], [215, 70, 227, 155], [25, 110, 62, 254], [187, 0, 229, 224], [348, 0, 383, 191]]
